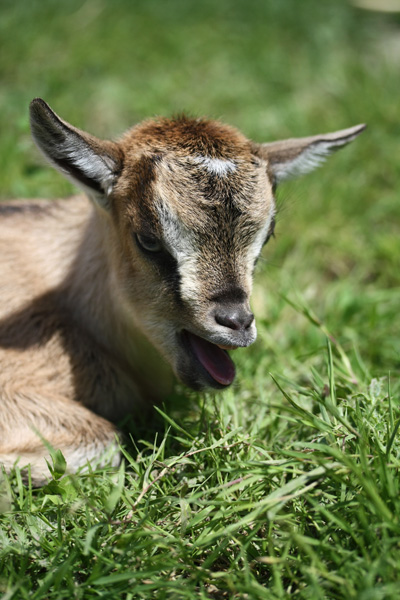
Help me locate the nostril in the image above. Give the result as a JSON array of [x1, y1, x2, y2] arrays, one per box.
[[243, 311, 255, 329], [215, 311, 241, 331], [214, 306, 254, 331]]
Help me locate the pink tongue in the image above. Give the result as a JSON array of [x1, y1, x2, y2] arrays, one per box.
[[187, 332, 236, 386]]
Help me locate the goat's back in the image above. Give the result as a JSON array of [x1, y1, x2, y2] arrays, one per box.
[[0, 196, 90, 315]]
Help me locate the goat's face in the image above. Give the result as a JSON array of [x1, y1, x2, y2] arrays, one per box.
[[29, 99, 365, 390], [111, 118, 275, 389]]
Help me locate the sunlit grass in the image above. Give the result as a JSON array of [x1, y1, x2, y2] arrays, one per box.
[[1, 0, 400, 598]]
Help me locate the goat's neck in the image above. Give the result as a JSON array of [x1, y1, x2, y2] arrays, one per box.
[[61, 208, 119, 343], [62, 206, 173, 397]]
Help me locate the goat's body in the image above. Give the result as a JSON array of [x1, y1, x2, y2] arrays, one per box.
[[0, 99, 364, 484], [0, 196, 172, 481]]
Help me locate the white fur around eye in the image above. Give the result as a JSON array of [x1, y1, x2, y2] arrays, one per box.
[[156, 202, 200, 304]]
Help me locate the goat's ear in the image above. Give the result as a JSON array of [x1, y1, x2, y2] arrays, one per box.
[[254, 124, 366, 186], [29, 98, 123, 211]]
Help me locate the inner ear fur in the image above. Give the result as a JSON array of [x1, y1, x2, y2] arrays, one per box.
[[253, 123, 366, 185], [29, 98, 123, 208]]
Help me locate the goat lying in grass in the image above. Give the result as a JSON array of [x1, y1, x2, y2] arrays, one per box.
[[0, 99, 364, 483]]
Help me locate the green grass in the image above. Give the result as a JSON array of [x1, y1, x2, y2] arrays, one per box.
[[1, 0, 400, 598]]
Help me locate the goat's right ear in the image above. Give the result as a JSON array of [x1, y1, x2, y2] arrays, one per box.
[[29, 98, 123, 211]]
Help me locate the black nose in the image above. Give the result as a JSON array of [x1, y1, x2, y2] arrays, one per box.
[[214, 304, 254, 331]]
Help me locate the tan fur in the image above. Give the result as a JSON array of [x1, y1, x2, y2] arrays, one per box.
[[0, 99, 365, 484]]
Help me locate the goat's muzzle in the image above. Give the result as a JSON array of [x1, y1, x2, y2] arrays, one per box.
[[177, 303, 257, 390]]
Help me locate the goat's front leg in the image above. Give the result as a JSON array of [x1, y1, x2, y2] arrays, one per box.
[[0, 388, 119, 485]]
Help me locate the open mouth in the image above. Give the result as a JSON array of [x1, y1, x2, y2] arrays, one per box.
[[182, 330, 237, 387]]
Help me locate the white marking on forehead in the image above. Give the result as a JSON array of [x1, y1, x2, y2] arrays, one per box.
[[156, 202, 201, 304], [192, 156, 237, 177]]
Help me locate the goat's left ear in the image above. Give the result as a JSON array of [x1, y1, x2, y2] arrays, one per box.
[[29, 98, 123, 211], [254, 124, 366, 186]]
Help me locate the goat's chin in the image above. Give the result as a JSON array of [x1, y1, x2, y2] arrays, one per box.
[[171, 330, 237, 391], [176, 363, 234, 392], [140, 324, 242, 392]]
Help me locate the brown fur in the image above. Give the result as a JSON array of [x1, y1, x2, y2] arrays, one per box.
[[0, 99, 365, 483]]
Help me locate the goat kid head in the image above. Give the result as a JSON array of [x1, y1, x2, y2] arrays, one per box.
[[30, 99, 365, 391]]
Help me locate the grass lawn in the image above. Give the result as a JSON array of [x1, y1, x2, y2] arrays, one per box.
[[1, 0, 400, 598]]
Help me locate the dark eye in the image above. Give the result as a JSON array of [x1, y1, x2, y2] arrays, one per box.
[[136, 233, 163, 253]]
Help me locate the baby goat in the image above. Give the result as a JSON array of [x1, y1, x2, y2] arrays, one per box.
[[0, 99, 364, 483]]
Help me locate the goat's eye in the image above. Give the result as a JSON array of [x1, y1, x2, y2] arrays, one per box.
[[136, 234, 163, 253]]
